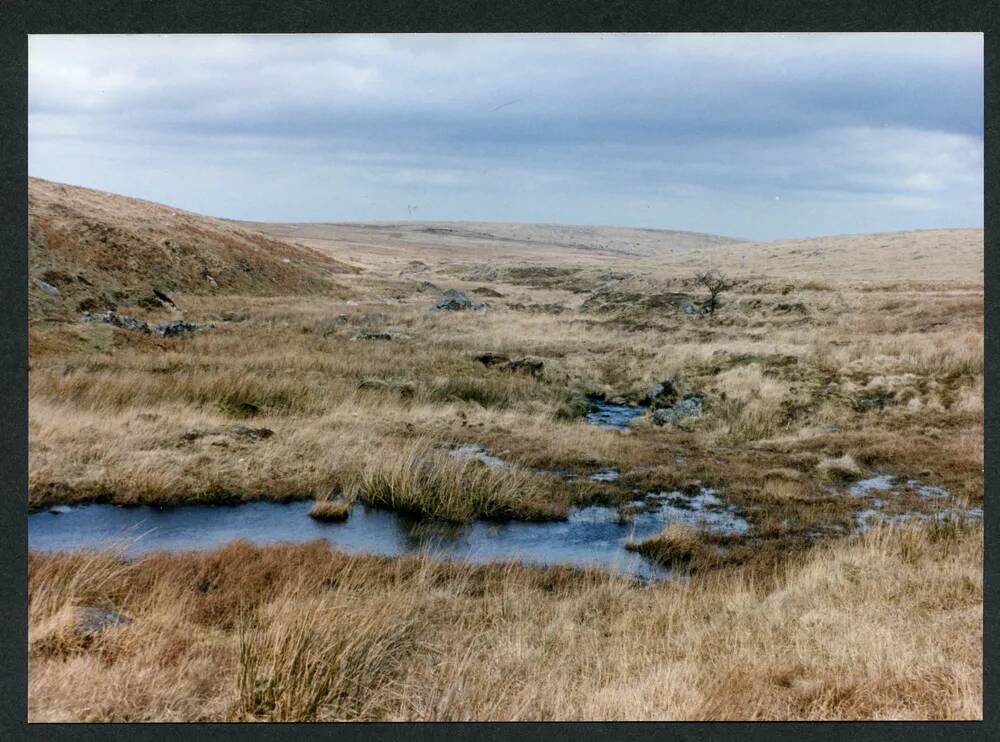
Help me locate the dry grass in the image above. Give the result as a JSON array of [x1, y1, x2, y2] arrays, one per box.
[[350, 439, 565, 522], [26, 182, 983, 720], [28, 520, 983, 721], [627, 523, 712, 566], [235, 581, 417, 721], [817, 454, 864, 482], [308, 500, 350, 522]]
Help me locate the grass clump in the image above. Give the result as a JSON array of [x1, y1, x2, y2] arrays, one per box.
[[817, 454, 863, 481], [308, 500, 351, 522], [350, 439, 565, 523], [627, 523, 712, 567], [235, 586, 416, 721]]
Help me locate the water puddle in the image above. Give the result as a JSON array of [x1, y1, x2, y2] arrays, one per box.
[[856, 506, 983, 532], [586, 397, 647, 432], [589, 468, 620, 483], [848, 474, 982, 532], [639, 488, 750, 534], [29, 489, 750, 581], [848, 474, 896, 497]]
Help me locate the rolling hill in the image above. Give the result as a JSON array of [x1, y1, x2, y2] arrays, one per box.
[[28, 177, 359, 321]]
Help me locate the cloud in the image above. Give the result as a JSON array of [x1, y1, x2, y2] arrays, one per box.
[[28, 33, 983, 239]]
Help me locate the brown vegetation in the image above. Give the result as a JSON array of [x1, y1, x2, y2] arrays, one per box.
[[27, 180, 984, 720], [28, 520, 983, 721]]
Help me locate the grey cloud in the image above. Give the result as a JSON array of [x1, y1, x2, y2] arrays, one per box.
[[28, 33, 983, 240]]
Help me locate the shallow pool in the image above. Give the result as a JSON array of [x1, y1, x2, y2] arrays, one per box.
[[29, 488, 749, 581]]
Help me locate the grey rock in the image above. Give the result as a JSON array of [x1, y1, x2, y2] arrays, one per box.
[[433, 289, 487, 311], [355, 331, 393, 340], [81, 312, 208, 337], [74, 607, 130, 637], [206, 275, 219, 289], [651, 394, 705, 426], [33, 278, 61, 297], [153, 320, 200, 337], [681, 302, 704, 316], [81, 311, 151, 333]]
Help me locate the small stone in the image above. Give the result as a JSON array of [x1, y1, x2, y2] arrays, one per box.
[[355, 331, 393, 340], [33, 278, 61, 297], [74, 607, 130, 637]]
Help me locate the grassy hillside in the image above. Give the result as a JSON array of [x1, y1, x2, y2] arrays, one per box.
[[29, 178, 359, 322], [27, 182, 983, 721]]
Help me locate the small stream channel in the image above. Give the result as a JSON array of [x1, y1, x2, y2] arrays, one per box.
[[585, 397, 647, 432]]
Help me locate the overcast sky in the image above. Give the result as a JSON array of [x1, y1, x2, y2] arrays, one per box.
[[28, 33, 983, 240]]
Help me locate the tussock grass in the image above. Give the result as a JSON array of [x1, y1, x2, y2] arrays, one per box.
[[817, 454, 863, 482], [27, 192, 983, 720], [351, 439, 565, 522], [235, 583, 416, 721], [308, 500, 350, 522], [28, 520, 983, 721], [627, 523, 712, 567]]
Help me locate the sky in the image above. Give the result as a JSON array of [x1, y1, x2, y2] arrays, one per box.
[[28, 33, 983, 241]]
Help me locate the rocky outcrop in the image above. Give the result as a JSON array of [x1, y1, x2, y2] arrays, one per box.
[[433, 289, 487, 311], [81, 311, 151, 333], [81, 312, 211, 337], [651, 393, 705, 426]]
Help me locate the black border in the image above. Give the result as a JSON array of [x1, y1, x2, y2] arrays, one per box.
[[2, 1, 995, 740]]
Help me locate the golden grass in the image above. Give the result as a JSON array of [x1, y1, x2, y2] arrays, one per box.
[[308, 500, 350, 522], [627, 523, 710, 566], [27, 520, 983, 721], [350, 439, 565, 522], [235, 582, 417, 721], [817, 454, 864, 482], [26, 193, 984, 720]]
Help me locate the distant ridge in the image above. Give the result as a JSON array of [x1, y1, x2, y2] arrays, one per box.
[[237, 220, 743, 259]]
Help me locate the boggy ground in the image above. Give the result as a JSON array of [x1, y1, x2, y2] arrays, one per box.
[[27, 188, 984, 718], [29, 227, 984, 558]]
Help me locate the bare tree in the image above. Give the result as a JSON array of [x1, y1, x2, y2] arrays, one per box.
[[693, 269, 734, 316]]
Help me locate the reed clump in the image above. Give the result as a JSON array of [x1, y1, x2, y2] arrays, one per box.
[[351, 440, 566, 522]]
